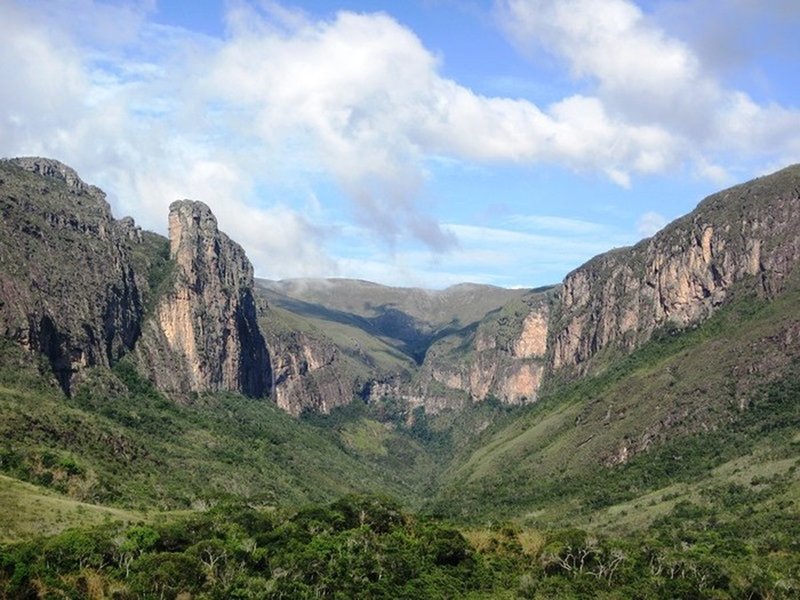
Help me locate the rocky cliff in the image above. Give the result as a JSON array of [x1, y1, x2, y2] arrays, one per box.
[[409, 290, 553, 407], [0, 158, 146, 394], [3, 157, 798, 418], [368, 166, 800, 411], [260, 312, 363, 415], [256, 279, 528, 414], [549, 164, 800, 376], [137, 200, 270, 398], [0, 158, 271, 399]]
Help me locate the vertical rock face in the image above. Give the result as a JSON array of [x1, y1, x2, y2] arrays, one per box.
[[139, 200, 270, 398], [409, 165, 800, 408], [550, 164, 800, 375], [0, 158, 145, 394], [263, 324, 359, 416], [404, 292, 553, 408]]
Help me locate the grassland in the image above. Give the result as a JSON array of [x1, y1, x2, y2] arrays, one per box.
[[429, 280, 800, 522]]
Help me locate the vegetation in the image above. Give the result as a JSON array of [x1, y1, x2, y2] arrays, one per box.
[[0, 341, 439, 511], [2, 490, 797, 599], [429, 282, 800, 522], [257, 278, 530, 366], [2, 276, 799, 596]]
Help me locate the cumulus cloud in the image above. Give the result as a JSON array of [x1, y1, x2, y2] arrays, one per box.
[[651, 0, 800, 75], [327, 217, 638, 289], [1, 0, 798, 285], [496, 0, 800, 177], [201, 5, 683, 239]]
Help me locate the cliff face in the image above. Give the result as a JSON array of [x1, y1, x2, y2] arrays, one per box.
[[138, 201, 270, 398], [3, 156, 798, 420], [0, 159, 271, 400], [0, 158, 145, 393], [374, 165, 800, 412], [550, 165, 800, 375], [262, 322, 360, 415], [256, 280, 529, 414], [363, 291, 553, 413], [416, 293, 552, 407]]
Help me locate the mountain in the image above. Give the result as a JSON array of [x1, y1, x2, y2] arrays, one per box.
[[0, 158, 270, 401], [0, 158, 529, 411], [550, 164, 800, 377], [428, 165, 800, 520], [256, 278, 531, 414], [1, 157, 798, 598], [257, 166, 800, 421], [1, 156, 798, 446], [135, 199, 270, 399], [0, 158, 147, 395]]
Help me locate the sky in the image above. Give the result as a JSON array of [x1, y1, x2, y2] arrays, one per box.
[[2, 1, 799, 289]]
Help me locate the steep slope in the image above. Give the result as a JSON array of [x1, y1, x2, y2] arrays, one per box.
[[256, 278, 531, 413], [424, 165, 800, 520], [0, 338, 435, 510], [257, 166, 800, 416], [258, 303, 401, 415], [404, 288, 555, 406], [258, 278, 528, 362], [0, 158, 148, 394], [431, 264, 800, 521], [0, 159, 271, 401], [550, 164, 800, 377], [136, 200, 270, 398]]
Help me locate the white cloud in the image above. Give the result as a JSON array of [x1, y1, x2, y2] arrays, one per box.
[[636, 211, 668, 238], [650, 0, 800, 76], [1, 0, 798, 287], [497, 0, 719, 131], [505, 215, 608, 235], [325, 217, 639, 288], [496, 0, 800, 174]]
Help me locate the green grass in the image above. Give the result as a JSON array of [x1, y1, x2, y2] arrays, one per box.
[[0, 343, 440, 512], [0, 475, 143, 543], [429, 282, 800, 522]]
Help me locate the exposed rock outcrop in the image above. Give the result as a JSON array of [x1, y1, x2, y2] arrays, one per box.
[[0, 158, 145, 393], [372, 165, 800, 412], [3, 156, 799, 422], [262, 322, 360, 415], [137, 200, 270, 398], [415, 292, 552, 407], [550, 165, 800, 376]]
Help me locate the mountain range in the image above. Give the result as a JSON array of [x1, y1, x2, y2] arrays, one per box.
[[1, 156, 798, 598]]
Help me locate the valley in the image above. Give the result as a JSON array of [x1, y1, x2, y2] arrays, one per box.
[[0, 157, 798, 598]]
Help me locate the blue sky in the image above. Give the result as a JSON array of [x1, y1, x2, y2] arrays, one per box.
[[2, 1, 799, 288]]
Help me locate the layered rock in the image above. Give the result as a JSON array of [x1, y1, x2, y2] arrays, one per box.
[[417, 292, 552, 407], [4, 156, 799, 421], [376, 165, 800, 411], [262, 322, 360, 415], [363, 291, 553, 413], [550, 164, 800, 375], [0, 158, 145, 393], [137, 201, 270, 398]]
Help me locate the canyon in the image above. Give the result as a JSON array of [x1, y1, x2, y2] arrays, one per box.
[[2, 157, 799, 428]]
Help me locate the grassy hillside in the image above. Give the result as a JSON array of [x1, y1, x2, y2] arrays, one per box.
[[2, 268, 799, 600], [0, 475, 144, 543], [257, 278, 529, 363], [0, 340, 442, 513], [429, 276, 800, 523], [261, 302, 416, 375]]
